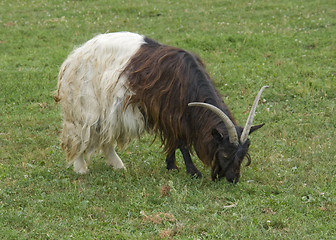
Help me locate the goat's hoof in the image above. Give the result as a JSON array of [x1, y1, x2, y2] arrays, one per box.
[[167, 166, 179, 171], [195, 172, 203, 178], [105, 160, 126, 170], [190, 171, 202, 179], [73, 162, 89, 174], [113, 165, 127, 171], [74, 167, 89, 174]]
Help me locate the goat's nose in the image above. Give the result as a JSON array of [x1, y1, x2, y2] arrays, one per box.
[[226, 176, 239, 184]]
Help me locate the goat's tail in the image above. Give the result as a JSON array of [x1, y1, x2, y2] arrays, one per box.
[[54, 62, 68, 103], [53, 91, 61, 102]]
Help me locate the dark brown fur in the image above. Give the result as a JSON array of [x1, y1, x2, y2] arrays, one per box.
[[122, 37, 235, 167]]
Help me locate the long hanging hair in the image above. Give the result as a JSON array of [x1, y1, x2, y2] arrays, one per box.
[[122, 37, 234, 157]]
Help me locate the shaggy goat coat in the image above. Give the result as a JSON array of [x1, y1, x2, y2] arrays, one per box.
[[56, 33, 147, 164], [55, 32, 237, 174]]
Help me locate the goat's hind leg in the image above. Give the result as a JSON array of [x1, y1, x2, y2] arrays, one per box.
[[73, 153, 88, 174], [180, 147, 202, 178], [103, 145, 125, 170]]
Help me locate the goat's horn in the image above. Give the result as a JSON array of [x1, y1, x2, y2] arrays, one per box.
[[188, 102, 239, 146], [240, 86, 269, 144]]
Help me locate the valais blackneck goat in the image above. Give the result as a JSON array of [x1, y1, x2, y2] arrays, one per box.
[[55, 32, 268, 183]]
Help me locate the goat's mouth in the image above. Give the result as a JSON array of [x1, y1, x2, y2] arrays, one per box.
[[211, 165, 240, 183], [225, 175, 240, 184], [217, 159, 241, 183], [224, 164, 241, 183]]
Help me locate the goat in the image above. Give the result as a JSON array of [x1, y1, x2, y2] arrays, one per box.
[[55, 32, 268, 183]]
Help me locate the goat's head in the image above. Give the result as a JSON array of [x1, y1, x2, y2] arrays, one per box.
[[189, 86, 268, 183]]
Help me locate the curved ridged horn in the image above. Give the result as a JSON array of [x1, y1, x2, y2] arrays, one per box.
[[188, 102, 239, 146], [240, 86, 269, 144]]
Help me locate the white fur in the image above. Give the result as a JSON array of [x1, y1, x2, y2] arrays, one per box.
[[56, 32, 146, 173]]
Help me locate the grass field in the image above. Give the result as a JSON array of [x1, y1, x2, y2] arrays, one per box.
[[1, 0, 335, 239]]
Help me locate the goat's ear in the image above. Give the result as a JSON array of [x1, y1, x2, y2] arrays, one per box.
[[249, 123, 265, 135], [212, 129, 223, 142]]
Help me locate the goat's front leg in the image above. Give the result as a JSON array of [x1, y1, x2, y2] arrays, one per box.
[[166, 151, 178, 170], [180, 147, 202, 178]]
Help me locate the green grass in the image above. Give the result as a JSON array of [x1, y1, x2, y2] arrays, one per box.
[[1, 0, 335, 239]]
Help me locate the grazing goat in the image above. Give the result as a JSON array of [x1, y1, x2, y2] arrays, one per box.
[[55, 32, 268, 183]]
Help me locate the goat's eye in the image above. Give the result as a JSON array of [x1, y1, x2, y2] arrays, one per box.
[[217, 152, 228, 160]]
